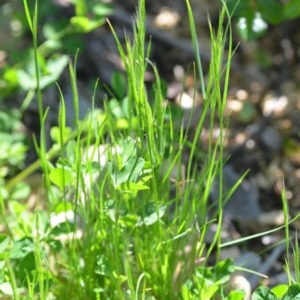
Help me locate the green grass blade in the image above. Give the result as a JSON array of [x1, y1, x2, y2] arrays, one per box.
[[185, 0, 206, 100]]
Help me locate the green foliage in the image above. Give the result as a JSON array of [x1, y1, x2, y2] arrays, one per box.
[[2, 53, 69, 97], [252, 284, 300, 300], [0, 0, 112, 203], [0, 109, 27, 197], [191, 259, 242, 299], [0, 0, 237, 298], [0, 0, 111, 99], [225, 0, 300, 40], [0, 0, 299, 298]]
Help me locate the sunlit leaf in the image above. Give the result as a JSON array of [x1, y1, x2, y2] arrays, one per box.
[[0, 236, 10, 258], [10, 237, 34, 260], [271, 284, 289, 298], [9, 182, 31, 200], [95, 255, 111, 276], [0, 282, 14, 296], [70, 16, 104, 33], [215, 259, 234, 284], [136, 203, 166, 226], [40, 55, 68, 89], [227, 290, 245, 300], [3, 68, 19, 91], [116, 118, 129, 129], [50, 126, 72, 145], [110, 156, 145, 187], [108, 99, 126, 119], [131, 182, 150, 190], [49, 167, 73, 189], [17, 69, 34, 90], [252, 286, 277, 300]]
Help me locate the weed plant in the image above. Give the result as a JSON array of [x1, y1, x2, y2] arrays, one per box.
[[0, 0, 299, 299]]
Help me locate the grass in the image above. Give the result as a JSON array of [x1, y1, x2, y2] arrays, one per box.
[[0, 0, 299, 299]]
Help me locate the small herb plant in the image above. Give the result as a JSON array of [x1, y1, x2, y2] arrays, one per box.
[[0, 0, 298, 299], [253, 284, 300, 300]]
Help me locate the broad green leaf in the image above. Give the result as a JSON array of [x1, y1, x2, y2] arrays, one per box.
[[9, 182, 31, 201], [121, 174, 152, 191], [42, 20, 67, 40], [110, 156, 145, 187], [10, 237, 34, 260], [124, 156, 145, 182], [49, 167, 73, 189], [54, 201, 74, 214], [120, 137, 137, 163], [119, 181, 150, 191], [181, 285, 192, 300], [15, 55, 68, 90], [3, 68, 19, 92], [108, 99, 125, 119], [74, 0, 87, 16], [200, 280, 219, 299], [252, 286, 277, 300], [40, 55, 69, 89], [136, 203, 166, 226], [70, 16, 104, 33], [47, 55, 69, 75], [17, 69, 34, 90], [283, 0, 300, 20], [215, 259, 234, 284], [0, 236, 10, 258], [14, 251, 36, 283], [118, 214, 139, 227], [225, 0, 252, 17], [116, 118, 130, 129], [8, 200, 27, 215], [228, 290, 246, 300], [108, 208, 139, 227], [271, 284, 289, 298], [116, 153, 123, 169], [50, 126, 72, 145], [282, 284, 300, 300], [0, 282, 13, 296], [257, 0, 283, 24], [70, 16, 91, 32]]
